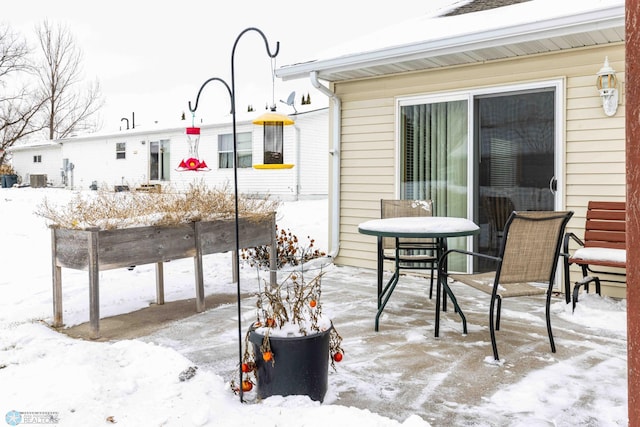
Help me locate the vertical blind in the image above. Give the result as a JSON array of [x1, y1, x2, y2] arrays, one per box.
[[400, 100, 468, 271], [401, 100, 467, 217]]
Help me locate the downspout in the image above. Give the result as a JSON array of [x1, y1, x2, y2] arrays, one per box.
[[310, 71, 341, 259], [293, 123, 301, 200]]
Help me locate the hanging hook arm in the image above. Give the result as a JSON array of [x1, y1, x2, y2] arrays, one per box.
[[232, 27, 280, 61], [187, 77, 233, 114], [230, 28, 280, 113]]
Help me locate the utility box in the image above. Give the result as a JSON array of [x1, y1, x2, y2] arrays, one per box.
[[1, 174, 18, 188], [30, 174, 47, 188]]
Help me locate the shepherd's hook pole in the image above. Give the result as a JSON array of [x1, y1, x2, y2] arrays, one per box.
[[187, 27, 279, 403]]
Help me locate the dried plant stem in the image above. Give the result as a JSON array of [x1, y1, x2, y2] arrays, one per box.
[[35, 181, 279, 230]]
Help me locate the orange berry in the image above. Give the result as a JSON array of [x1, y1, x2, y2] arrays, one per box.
[[262, 351, 273, 362], [310, 299, 317, 308]]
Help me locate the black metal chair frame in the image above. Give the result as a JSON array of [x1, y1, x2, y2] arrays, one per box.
[[376, 200, 439, 330], [437, 211, 574, 361]]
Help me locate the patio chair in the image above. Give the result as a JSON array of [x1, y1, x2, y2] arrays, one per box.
[[380, 199, 439, 299], [483, 195, 515, 255], [437, 210, 574, 361]]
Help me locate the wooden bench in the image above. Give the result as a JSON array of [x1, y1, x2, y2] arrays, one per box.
[[563, 201, 626, 310]]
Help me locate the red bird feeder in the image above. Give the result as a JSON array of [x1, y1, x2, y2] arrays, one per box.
[[177, 127, 209, 171]]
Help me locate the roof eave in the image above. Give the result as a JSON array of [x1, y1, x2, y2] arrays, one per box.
[[276, 3, 625, 82]]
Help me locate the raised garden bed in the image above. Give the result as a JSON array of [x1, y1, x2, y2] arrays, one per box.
[[51, 213, 276, 338]]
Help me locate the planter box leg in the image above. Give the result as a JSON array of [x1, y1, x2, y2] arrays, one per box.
[[53, 265, 62, 327], [232, 251, 239, 283], [88, 230, 100, 339], [51, 228, 63, 327], [155, 262, 165, 305], [194, 222, 205, 312], [270, 215, 277, 286]]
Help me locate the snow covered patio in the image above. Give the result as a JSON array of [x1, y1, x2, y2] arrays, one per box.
[[60, 265, 628, 426], [0, 188, 628, 426]]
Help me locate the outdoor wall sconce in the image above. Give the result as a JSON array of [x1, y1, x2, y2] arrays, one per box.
[[596, 56, 619, 117], [252, 109, 295, 169], [176, 126, 209, 171]]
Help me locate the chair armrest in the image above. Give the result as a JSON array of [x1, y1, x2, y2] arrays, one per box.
[[437, 248, 501, 276], [563, 232, 584, 254]]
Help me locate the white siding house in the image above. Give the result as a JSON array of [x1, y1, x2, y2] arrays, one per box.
[[8, 108, 328, 200], [10, 142, 63, 187]]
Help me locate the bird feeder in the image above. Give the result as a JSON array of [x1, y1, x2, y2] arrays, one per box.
[[177, 127, 209, 171], [252, 110, 295, 169]]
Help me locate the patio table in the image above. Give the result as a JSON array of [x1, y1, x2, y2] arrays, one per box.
[[358, 216, 480, 332]]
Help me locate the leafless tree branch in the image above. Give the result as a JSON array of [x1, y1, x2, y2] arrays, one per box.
[[35, 20, 104, 140], [0, 24, 44, 167]]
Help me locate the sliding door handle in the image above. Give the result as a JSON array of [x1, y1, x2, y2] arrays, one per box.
[[549, 176, 557, 195]]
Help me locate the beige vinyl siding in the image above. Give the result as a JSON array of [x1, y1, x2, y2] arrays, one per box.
[[564, 50, 626, 298], [332, 43, 626, 296]]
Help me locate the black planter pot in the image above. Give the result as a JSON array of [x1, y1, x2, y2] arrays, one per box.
[[248, 325, 332, 402]]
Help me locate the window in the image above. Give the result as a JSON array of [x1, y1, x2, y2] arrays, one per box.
[[33, 155, 42, 163], [218, 132, 252, 168], [116, 142, 126, 159], [150, 140, 170, 181]]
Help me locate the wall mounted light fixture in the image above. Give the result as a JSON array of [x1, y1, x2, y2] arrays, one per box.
[[596, 56, 619, 116]]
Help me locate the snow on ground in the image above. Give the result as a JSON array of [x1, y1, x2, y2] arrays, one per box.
[[0, 187, 628, 426]]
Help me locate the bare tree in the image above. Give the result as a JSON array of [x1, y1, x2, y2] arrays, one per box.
[[0, 24, 44, 166], [35, 20, 103, 140]]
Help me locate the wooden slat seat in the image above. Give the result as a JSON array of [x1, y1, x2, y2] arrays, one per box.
[[563, 201, 626, 310]]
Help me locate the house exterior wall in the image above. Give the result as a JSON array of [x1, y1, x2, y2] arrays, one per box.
[[8, 108, 328, 200], [62, 128, 182, 190], [295, 110, 330, 197], [171, 109, 328, 199], [10, 143, 63, 187], [330, 43, 626, 296]]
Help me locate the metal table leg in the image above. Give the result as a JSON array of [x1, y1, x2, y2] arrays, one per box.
[[435, 237, 467, 337], [375, 237, 401, 331]]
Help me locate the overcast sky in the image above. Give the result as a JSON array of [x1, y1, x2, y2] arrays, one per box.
[[6, 0, 462, 133]]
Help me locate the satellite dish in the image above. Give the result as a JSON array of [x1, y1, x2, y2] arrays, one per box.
[[286, 91, 295, 106], [280, 91, 297, 113]]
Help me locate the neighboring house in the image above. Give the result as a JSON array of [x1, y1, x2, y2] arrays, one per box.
[[9, 142, 63, 187], [277, 0, 626, 297], [9, 108, 328, 201]]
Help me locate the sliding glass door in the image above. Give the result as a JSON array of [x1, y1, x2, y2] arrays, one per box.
[[475, 89, 555, 268], [150, 139, 171, 181], [399, 84, 559, 273]]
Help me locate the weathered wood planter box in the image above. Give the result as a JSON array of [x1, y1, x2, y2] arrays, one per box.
[[51, 213, 276, 338]]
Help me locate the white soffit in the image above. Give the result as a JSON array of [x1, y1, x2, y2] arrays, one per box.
[[277, 2, 624, 83]]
